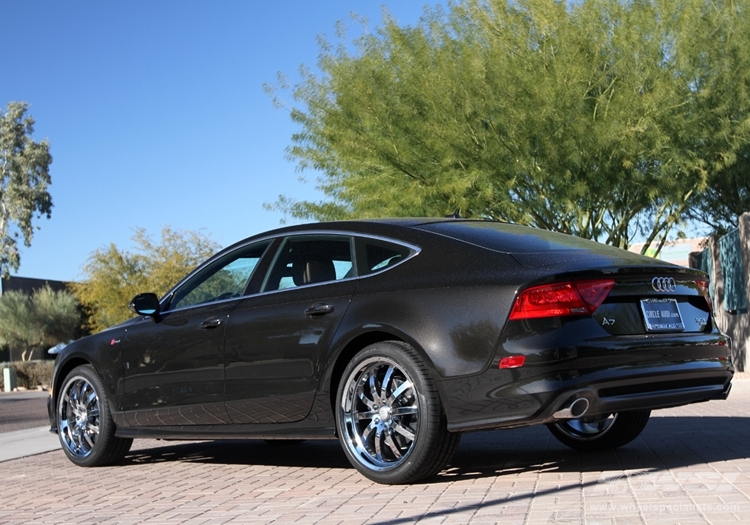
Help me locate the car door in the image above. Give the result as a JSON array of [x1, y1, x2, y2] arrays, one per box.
[[223, 234, 358, 424], [122, 240, 272, 426]]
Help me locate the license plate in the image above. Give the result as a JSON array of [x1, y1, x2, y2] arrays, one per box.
[[639, 298, 684, 332]]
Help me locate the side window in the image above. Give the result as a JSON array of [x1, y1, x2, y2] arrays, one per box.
[[169, 240, 271, 311], [357, 238, 413, 276], [262, 235, 354, 292]]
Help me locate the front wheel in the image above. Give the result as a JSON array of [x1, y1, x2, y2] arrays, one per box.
[[547, 410, 651, 451], [335, 341, 460, 484], [57, 365, 132, 466]]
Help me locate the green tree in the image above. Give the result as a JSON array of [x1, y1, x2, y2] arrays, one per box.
[[0, 286, 79, 361], [689, 152, 750, 236], [71, 227, 220, 332], [0, 102, 53, 276], [267, 0, 750, 250]]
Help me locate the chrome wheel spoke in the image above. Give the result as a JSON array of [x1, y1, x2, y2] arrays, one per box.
[[72, 382, 83, 403], [73, 427, 83, 449], [354, 410, 375, 420], [357, 389, 375, 410], [384, 431, 402, 459], [367, 371, 379, 404], [85, 389, 97, 407], [391, 405, 418, 417], [380, 366, 395, 402], [387, 381, 413, 407], [374, 427, 384, 460], [362, 421, 376, 443], [393, 423, 415, 441]]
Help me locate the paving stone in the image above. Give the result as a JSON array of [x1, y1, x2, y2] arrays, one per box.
[[1, 381, 749, 524]]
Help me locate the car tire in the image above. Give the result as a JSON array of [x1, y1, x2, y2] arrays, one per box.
[[57, 365, 132, 466], [335, 341, 460, 484], [547, 410, 651, 451]]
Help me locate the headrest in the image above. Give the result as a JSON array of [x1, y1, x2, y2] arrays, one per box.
[[292, 255, 336, 286]]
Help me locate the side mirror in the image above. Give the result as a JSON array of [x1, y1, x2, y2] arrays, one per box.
[[129, 293, 161, 317]]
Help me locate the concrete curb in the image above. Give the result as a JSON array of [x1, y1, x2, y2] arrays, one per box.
[[0, 425, 59, 463]]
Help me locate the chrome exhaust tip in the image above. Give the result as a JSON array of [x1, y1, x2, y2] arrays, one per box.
[[552, 397, 590, 420]]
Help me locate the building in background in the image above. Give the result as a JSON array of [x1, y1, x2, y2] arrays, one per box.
[[0, 275, 69, 296], [628, 237, 707, 268]]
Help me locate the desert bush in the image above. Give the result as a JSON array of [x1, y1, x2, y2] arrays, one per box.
[[0, 360, 54, 391]]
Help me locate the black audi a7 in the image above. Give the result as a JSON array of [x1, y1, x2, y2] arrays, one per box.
[[48, 219, 733, 484]]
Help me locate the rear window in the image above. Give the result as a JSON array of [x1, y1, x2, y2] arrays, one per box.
[[356, 237, 414, 276], [417, 221, 614, 254]]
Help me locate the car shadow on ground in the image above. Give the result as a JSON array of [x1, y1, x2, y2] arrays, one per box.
[[125, 438, 350, 469], [123, 416, 750, 484]]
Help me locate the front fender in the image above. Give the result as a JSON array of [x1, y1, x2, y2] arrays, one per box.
[[50, 328, 127, 423]]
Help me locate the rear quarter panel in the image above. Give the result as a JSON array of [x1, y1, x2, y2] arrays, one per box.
[[324, 242, 536, 381]]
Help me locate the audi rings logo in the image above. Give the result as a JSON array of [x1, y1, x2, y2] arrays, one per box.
[[652, 277, 677, 292]]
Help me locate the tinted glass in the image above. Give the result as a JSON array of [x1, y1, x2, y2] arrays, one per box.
[[417, 221, 619, 254], [169, 241, 271, 310], [358, 238, 412, 275], [262, 235, 353, 292]]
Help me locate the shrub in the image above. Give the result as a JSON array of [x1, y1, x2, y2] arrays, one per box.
[[0, 360, 55, 390]]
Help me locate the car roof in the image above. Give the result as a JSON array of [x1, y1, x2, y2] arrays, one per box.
[[236, 218, 453, 239]]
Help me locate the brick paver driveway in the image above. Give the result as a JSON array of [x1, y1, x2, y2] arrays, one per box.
[[1, 380, 748, 524]]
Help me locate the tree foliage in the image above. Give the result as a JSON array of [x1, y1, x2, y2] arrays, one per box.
[[71, 227, 220, 332], [267, 0, 750, 249], [0, 285, 79, 361], [0, 102, 53, 276]]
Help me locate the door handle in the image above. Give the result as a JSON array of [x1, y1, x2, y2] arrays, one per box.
[[200, 318, 223, 330], [305, 303, 334, 316]]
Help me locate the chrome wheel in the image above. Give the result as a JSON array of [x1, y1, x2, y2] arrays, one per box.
[[554, 414, 617, 441], [547, 409, 651, 451], [340, 356, 420, 471], [58, 375, 101, 458]]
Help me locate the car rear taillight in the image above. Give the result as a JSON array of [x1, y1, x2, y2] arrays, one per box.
[[509, 279, 616, 320]]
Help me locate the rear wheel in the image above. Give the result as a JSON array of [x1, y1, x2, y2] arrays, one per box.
[[335, 341, 460, 484], [547, 410, 651, 451], [57, 365, 132, 466]]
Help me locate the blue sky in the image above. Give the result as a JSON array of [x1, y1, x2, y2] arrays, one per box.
[[1, 1, 443, 282]]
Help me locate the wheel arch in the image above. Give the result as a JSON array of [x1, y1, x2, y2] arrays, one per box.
[[53, 357, 93, 405], [326, 329, 441, 420]]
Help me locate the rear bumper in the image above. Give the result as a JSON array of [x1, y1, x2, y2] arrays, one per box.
[[441, 326, 734, 432], [445, 367, 732, 432]]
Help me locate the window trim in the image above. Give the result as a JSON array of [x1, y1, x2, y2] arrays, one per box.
[[163, 239, 274, 313], [159, 230, 421, 312], [260, 233, 357, 293]]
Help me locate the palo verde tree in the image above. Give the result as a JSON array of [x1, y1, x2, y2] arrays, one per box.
[[0, 102, 53, 276], [0, 285, 79, 361], [71, 227, 219, 332], [267, 0, 750, 251]]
